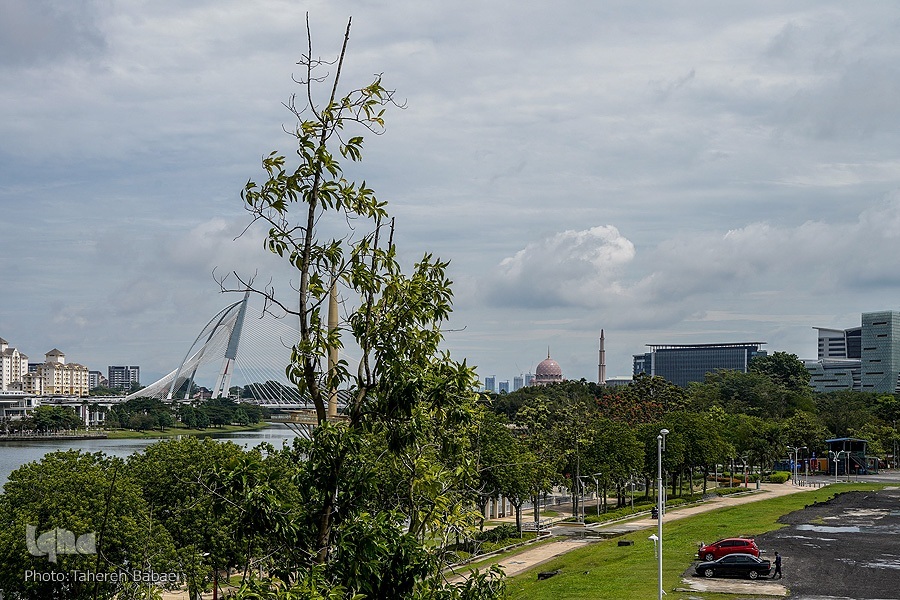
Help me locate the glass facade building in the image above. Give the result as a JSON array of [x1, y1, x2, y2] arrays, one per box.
[[860, 311, 900, 393], [807, 311, 900, 393], [632, 343, 766, 387]]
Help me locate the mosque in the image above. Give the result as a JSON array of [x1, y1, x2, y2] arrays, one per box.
[[530, 330, 606, 387], [533, 351, 564, 386]]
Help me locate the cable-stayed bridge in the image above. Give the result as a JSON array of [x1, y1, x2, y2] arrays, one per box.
[[128, 293, 354, 411]]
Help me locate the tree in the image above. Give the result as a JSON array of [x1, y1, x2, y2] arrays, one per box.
[[749, 351, 812, 394], [25, 405, 83, 432], [0, 451, 178, 600], [219, 18, 501, 598]]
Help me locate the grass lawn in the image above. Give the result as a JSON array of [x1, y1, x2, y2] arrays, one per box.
[[105, 422, 270, 439], [505, 483, 886, 600]]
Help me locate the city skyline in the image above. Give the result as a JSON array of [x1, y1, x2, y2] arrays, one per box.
[[4, 2, 900, 385]]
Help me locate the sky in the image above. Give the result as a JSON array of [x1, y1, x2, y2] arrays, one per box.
[[3, 1, 900, 387]]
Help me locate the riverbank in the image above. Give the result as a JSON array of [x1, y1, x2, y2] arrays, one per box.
[[105, 421, 272, 439], [0, 432, 108, 442]]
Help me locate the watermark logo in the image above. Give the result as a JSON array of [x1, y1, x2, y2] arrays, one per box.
[[25, 525, 96, 563]]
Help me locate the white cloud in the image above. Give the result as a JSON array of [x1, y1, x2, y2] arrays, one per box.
[[489, 226, 635, 308]]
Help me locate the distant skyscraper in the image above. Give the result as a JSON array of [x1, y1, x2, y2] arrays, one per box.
[[109, 365, 140, 390], [860, 311, 900, 392], [498, 380, 510, 393], [88, 370, 108, 390], [513, 375, 524, 391], [484, 375, 496, 393], [524, 373, 535, 387]]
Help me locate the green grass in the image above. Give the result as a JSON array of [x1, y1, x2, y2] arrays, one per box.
[[505, 483, 887, 600]]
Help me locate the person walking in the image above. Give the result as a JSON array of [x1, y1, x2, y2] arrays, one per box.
[[772, 551, 783, 579]]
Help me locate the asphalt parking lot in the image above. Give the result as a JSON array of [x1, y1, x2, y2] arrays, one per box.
[[755, 485, 900, 600]]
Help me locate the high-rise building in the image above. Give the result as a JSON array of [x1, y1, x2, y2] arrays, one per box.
[[498, 380, 510, 393], [88, 370, 108, 390], [22, 349, 90, 396], [807, 311, 900, 393], [484, 375, 496, 393], [633, 342, 767, 387], [524, 373, 535, 387], [108, 365, 140, 390], [816, 327, 862, 359], [0, 337, 29, 392], [860, 311, 900, 392], [513, 375, 524, 391]]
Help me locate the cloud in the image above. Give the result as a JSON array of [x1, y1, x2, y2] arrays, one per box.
[[488, 225, 635, 308], [0, 0, 105, 67]]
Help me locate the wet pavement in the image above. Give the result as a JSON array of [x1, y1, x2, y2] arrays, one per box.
[[754, 485, 900, 600]]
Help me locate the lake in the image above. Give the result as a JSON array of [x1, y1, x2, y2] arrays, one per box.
[[0, 423, 301, 488]]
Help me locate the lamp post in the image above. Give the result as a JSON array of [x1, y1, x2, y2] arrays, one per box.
[[577, 475, 588, 522], [587, 472, 602, 516], [787, 446, 806, 485], [657, 428, 669, 600]]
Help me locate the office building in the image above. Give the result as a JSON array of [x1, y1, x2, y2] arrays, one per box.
[[498, 380, 510, 393], [108, 365, 140, 390], [633, 342, 767, 387], [513, 375, 524, 391], [484, 375, 496, 393], [807, 311, 900, 393], [860, 311, 900, 392]]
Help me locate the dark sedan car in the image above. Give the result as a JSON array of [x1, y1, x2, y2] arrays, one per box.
[[695, 553, 772, 580]]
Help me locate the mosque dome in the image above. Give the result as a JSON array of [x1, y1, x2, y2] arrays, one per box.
[[533, 352, 563, 385]]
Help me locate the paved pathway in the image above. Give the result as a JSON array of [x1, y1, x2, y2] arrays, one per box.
[[449, 481, 821, 584]]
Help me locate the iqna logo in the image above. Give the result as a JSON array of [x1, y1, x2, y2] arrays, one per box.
[[25, 525, 96, 563]]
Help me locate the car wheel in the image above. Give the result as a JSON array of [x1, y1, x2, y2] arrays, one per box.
[[705, 553, 715, 561], [704, 568, 714, 578], [748, 570, 758, 580]]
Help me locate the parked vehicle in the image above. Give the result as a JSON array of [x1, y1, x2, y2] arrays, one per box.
[[695, 553, 772, 580], [697, 537, 759, 561]]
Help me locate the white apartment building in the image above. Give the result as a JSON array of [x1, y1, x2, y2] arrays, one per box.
[[0, 337, 29, 391], [23, 349, 90, 397]]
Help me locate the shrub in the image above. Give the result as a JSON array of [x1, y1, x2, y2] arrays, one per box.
[[768, 471, 790, 484], [475, 523, 519, 542]]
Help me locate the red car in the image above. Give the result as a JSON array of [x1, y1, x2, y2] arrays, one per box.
[[697, 538, 759, 561]]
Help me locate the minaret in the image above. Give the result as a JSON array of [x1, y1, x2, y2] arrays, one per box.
[[598, 329, 607, 385]]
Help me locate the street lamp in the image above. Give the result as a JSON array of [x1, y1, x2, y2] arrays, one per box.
[[577, 475, 588, 523], [657, 428, 669, 600], [787, 446, 806, 486], [828, 450, 838, 483], [591, 472, 601, 516]]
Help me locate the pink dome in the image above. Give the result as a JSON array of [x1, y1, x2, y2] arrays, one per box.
[[533, 354, 563, 385], [536, 358, 562, 377]]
